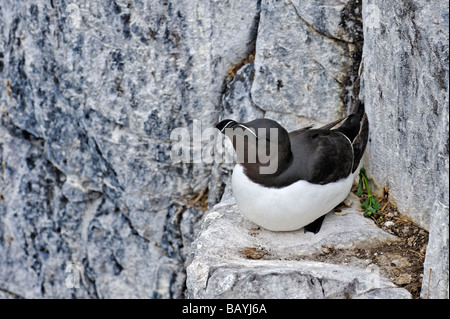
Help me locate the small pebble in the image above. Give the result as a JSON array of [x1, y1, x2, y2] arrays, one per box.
[[321, 244, 335, 254], [384, 221, 395, 228], [394, 274, 413, 285]]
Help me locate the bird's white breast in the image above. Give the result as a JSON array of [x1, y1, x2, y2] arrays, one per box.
[[231, 164, 354, 231]]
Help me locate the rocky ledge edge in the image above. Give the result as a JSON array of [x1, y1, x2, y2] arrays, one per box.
[[185, 189, 413, 299]]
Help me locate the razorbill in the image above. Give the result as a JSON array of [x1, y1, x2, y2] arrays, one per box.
[[216, 100, 369, 233]]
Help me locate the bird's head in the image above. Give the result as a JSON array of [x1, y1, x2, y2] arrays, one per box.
[[215, 118, 291, 175]]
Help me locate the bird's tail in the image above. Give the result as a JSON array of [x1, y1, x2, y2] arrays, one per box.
[[335, 100, 369, 173], [335, 100, 365, 142], [352, 112, 369, 172]]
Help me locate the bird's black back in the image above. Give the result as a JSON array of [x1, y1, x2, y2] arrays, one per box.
[[244, 101, 368, 188], [266, 128, 354, 187]]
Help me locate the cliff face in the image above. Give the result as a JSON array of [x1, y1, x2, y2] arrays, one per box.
[[0, 0, 448, 298], [361, 1, 449, 298], [362, 0, 449, 230], [0, 0, 261, 298]]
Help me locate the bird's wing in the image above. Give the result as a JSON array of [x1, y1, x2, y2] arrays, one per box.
[[291, 124, 314, 133], [290, 116, 348, 136], [301, 130, 354, 184], [276, 129, 354, 186], [318, 116, 349, 131]]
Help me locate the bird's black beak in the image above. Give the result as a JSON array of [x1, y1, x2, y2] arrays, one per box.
[[215, 119, 238, 133]]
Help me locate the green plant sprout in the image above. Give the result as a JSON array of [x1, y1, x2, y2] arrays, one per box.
[[356, 168, 381, 217]]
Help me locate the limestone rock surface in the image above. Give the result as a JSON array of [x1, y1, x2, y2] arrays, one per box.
[[0, 0, 261, 298], [186, 193, 411, 299], [0, 0, 448, 299]]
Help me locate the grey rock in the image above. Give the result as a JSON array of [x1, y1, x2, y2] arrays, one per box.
[[1, 0, 448, 300], [251, 0, 363, 123], [421, 200, 449, 299], [0, 0, 261, 298], [201, 261, 411, 299], [361, 0, 449, 298], [361, 0, 449, 229], [0, 122, 91, 298], [186, 194, 411, 299], [222, 62, 265, 123], [290, 0, 363, 43]]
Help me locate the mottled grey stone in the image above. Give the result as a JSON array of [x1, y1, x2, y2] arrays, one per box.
[[290, 0, 363, 43], [1, 0, 448, 300], [0, 0, 261, 298], [361, 0, 449, 229], [361, 0, 449, 297], [421, 200, 449, 299], [185, 194, 411, 299], [200, 261, 411, 299], [251, 0, 363, 123], [222, 62, 265, 123]]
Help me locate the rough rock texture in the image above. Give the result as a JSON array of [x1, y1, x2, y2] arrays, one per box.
[[251, 0, 363, 122], [194, 261, 411, 299], [189, 0, 449, 299], [1, 0, 448, 299], [421, 201, 449, 299], [361, 0, 449, 229], [186, 192, 412, 299], [361, 0, 449, 298], [0, 0, 261, 298]]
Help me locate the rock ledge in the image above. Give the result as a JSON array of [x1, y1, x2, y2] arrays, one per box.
[[186, 191, 412, 299]]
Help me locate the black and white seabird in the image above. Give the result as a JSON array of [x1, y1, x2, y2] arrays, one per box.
[[216, 101, 369, 233]]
